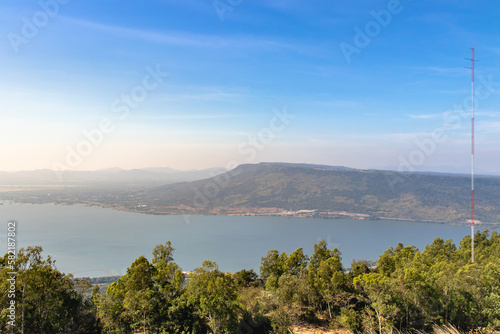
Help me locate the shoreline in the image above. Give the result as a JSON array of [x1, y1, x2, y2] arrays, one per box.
[[3, 200, 499, 228]]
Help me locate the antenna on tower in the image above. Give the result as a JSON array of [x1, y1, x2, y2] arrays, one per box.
[[465, 42, 476, 263]]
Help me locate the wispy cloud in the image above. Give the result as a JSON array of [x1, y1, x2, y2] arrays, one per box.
[[156, 85, 249, 102], [141, 114, 244, 120], [61, 16, 300, 52], [407, 113, 441, 120], [379, 132, 436, 142], [487, 46, 500, 56], [304, 132, 436, 145], [477, 120, 500, 134], [407, 110, 500, 121], [313, 99, 364, 109], [62, 16, 230, 47], [433, 89, 469, 95], [417, 66, 468, 77], [157, 92, 246, 102], [476, 111, 500, 118]]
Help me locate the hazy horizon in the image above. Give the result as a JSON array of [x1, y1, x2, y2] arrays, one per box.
[[1, 162, 499, 177]]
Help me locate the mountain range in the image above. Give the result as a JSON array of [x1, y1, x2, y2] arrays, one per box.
[[140, 163, 500, 224], [0, 167, 225, 186], [1, 163, 499, 224]]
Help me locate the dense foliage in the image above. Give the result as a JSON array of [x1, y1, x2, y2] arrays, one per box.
[[1, 231, 500, 333]]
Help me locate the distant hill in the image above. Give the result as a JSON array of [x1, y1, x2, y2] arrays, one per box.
[[0, 167, 225, 186], [2, 163, 499, 224], [142, 163, 500, 224]]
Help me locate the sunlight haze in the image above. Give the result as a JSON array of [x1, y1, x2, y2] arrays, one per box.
[[1, 0, 499, 174]]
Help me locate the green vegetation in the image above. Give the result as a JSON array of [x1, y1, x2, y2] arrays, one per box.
[[0, 246, 100, 333], [2, 231, 500, 333]]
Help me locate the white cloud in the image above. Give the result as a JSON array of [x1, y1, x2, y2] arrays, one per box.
[[407, 113, 440, 120], [477, 120, 500, 134]]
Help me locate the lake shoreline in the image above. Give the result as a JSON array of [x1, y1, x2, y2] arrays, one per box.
[[3, 200, 499, 228]]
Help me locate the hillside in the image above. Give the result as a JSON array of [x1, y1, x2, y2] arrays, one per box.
[[2, 163, 499, 224], [141, 163, 500, 224]]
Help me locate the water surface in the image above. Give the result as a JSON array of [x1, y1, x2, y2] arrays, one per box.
[[0, 203, 485, 277]]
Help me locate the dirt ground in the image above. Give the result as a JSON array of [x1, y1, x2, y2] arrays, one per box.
[[292, 322, 349, 334]]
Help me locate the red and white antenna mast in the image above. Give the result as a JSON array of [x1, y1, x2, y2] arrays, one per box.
[[468, 42, 476, 263]]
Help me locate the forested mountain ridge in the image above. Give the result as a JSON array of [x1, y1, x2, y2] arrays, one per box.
[[144, 163, 500, 224]]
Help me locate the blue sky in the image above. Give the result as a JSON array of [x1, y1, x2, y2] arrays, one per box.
[[0, 0, 499, 174]]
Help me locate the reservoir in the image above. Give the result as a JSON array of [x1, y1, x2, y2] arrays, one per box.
[[0, 203, 490, 277]]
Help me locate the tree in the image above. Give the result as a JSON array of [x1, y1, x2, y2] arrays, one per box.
[[354, 273, 400, 334], [315, 257, 345, 319], [309, 239, 340, 272], [94, 281, 132, 333], [185, 260, 239, 333], [122, 255, 155, 334], [260, 249, 288, 291], [308, 240, 346, 319], [152, 241, 184, 297], [0, 246, 94, 334], [233, 269, 258, 288], [260, 250, 284, 278], [422, 238, 457, 266], [94, 241, 195, 334], [349, 260, 371, 279], [283, 247, 309, 276], [481, 260, 500, 329]]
